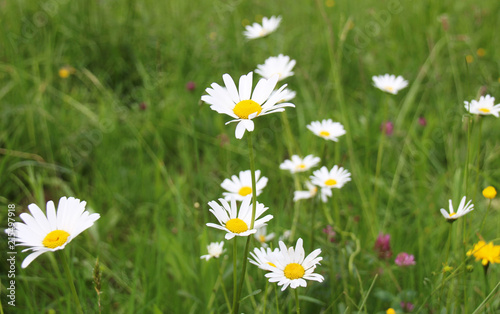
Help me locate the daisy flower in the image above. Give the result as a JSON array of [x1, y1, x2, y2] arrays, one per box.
[[372, 74, 408, 94], [221, 169, 268, 201], [243, 15, 282, 40], [12, 196, 100, 268], [270, 87, 296, 103], [254, 226, 275, 247], [307, 119, 346, 141], [261, 238, 324, 291], [467, 240, 500, 266], [310, 165, 351, 190], [200, 241, 225, 261], [293, 181, 318, 202], [207, 197, 273, 240], [464, 95, 500, 117], [280, 155, 321, 174], [202, 72, 295, 139], [440, 196, 474, 222], [249, 246, 279, 270], [255, 54, 296, 81]]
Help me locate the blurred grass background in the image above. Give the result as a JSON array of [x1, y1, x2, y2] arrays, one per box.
[[1, 0, 500, 312]]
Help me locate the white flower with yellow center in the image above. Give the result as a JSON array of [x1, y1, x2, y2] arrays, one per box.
[[202, 72, 295, 139], [254, 226, 275, 247], [293, 181, 332, 203], [221, 169, 268, 201], [372, 74, 408, 94], [200, 241, 226, 261], [249, 246, 279, 270], [310, 166, 351, 190], [256, 54, 296, 81], [464, 95, 500, 117], [262, 238, 324, 291], [207, 197, 273, 240], [307, 119, 346, 141], [243, 15, 282, 40], [12, 197, 100, 268], [440, 196, 474, 221], [293, 181, 318, 202], [280, 155, 321, 174], [271, 87, 296, 103]]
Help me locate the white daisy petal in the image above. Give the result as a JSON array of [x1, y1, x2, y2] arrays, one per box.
[[220, 170, 268, 201]]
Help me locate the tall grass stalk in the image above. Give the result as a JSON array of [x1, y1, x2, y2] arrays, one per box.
[[59, 251, 84, 314]]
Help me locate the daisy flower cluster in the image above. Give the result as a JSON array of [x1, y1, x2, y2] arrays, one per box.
[[201, 15, 326, 302]]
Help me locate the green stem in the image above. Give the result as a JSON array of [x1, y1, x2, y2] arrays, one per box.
[[473, 117, 483, 205], [373, 97, 389, 211], [248, 132, 257, 229], [232, 132, 258, 314], [274, 282, 280, 314], [479, 199, 492, 235], [208, 258, 231, 312], [232, 238, 238, 311], [294, 289, 301, 314], [463, 113, 472, 196], [483, 266, 490, 297], [445, 223, 453, 264], [60, 251, 84, 314], [311, 196, 319, 250], [289, 174, 302, 242], [462, 114, 473, 311], [262, 280, 269, 314]]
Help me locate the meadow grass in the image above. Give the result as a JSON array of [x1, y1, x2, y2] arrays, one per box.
[[1, 0, 500, 313]]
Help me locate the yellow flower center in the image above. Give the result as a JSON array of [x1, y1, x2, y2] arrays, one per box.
[[319, 130, 330, 137], [324, 179, 337, 186], [297, 164, 306, 170], [238, 186, 252, 196], [233, 100, 262, 119], [225, 218, 249, 234], [259, 235, 266, 242], [267, 262, 276, 267], [284, 263, 305, 280], [449, 212, 456, 217], [43, 230, 70, 249], [385, 86, 394, 92], [479, 108, 490, 113]]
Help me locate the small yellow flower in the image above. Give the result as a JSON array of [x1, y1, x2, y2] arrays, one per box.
[[477, 48, 486, 57], [466, 55, 474, 63], [209, 32, 217, 41], [255, 14, 263, 23], [442, 263, 453, 273], [241, 18, 250, 27], [482, 186, 497, 199], [58, 66, 75, 79], [325, 0, 335, 7], [386, 308, 396, 314], [466, 241, 500, 266]]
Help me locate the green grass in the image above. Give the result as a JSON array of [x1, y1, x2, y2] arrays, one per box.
[[1, 0, 500, 313]]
